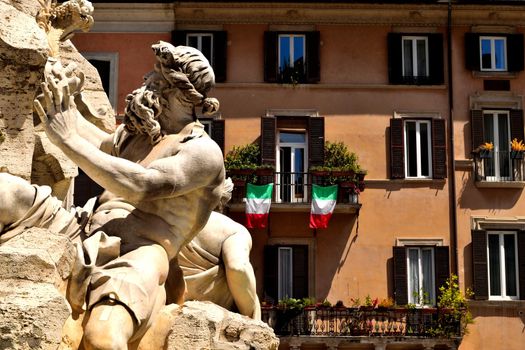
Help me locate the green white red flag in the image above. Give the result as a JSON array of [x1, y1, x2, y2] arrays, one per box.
[[246, 183, 274, 228], [310, 184, 338, 229]]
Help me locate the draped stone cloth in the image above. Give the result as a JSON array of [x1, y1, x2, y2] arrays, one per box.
[[178, 241, 234, 310]]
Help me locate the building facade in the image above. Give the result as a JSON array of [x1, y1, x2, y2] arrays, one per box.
[[72, 1, 525, 349]]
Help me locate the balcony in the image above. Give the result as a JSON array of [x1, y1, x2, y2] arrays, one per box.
[[473, 151, 525, 188], [226, 170, 364, 213], [261, 306, 462, 350]]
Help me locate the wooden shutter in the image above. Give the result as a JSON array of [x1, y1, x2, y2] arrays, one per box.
[[171, 30, 187, 46], [211, 119, 225, 155], [263, 245, 278, 303], [465, 33, 481, 71], [306, 31, 321, 84], [510, 109, 524, 143], [264, 32, 278, 83], [213, 31, 227, 83], [507, 33, 524, 72], [308, 117, 325, 168], [393, 246, 408, 306], [471, 110, 484, 152], [432, 118, 447, 179], [518, 231, 525, 300], [388, 33, 403, 84], [260, 116, 276, 166], [292, 245, 309, 299], [428, 34, 444, 85], [434, 246, 450, 303], [472, 230, 489, 300], [390, 118, 405, 179]]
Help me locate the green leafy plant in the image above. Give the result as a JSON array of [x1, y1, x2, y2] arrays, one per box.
[[224, 144, 260, 171], [432, 274, 474, 338]]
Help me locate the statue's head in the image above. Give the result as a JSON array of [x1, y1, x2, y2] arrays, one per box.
[[123, 41, 220, 144]]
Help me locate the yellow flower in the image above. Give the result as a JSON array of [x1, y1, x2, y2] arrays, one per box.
[[480, 142, 494, 151], [510, 138, 525, 152]]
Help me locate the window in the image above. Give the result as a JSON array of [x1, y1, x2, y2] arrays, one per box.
[[407, 247, 435, 305], [480, 36, 507, 71], [470, 108, 524, 183], [393, 245, 449, 306], [264, 245, 309, 303], [388, 33, 443, 85], [278, 34, 305, 84], [390, 117, 446, 179], [402, 36, 429, 79], [471, 222, 525, 301], [81, 52, 118, 111], [172, 30, 227, 82], [264, 31, 320, 84], [487, 232, 519, 300], [276, 131, 307, 203], [465, 33, 524, 73], [405, 120, 432, 179]]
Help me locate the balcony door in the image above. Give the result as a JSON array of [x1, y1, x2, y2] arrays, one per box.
[[484, 110, 510, 181], [276, 131, 307, 203]]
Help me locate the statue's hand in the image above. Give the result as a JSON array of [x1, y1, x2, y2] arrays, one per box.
[[34, 77, 79, 145]]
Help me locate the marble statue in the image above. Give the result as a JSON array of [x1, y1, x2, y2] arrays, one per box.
[[1, 41, 225, 349]]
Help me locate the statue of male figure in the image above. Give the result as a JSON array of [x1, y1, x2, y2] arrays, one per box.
[[0, 41, 225, 349]]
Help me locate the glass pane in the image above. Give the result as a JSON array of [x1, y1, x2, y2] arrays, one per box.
[[420, 122, 430, 177], [278, 247, 293, 300], [403, 39, 413, 76], [488, 234, 501, 296], [498, 114, 510, 178], [416, 39, 427, 77], [495, 39, 506, 70], [293, 36, 305, 70], [504, 235, 517, 296], [408, 248, 420, 304], [294, 148, 304, 198], [280, 132, 306, 143], [422, 249, 434, 304], [201, 35, 212, 63], [481, 39, 492, 69], [406, 122, 417, 177], [279, 36, 290, 71], [187, 35, 198, 48], [484, 114, 495, 177], [280, 147, 292, 202]]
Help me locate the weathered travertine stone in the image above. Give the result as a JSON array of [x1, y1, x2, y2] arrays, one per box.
[[0, 1, 48, 179], [139, 301, 279, 350], [0, 229, 74, 350], [0, 279, 71, 350], [0, 227, 76, 288]]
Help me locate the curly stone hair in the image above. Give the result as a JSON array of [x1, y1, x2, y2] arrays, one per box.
[[123, 41, 220, 144]]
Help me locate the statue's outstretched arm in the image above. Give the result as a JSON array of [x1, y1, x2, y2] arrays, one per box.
[[34, 81, 223, 202]]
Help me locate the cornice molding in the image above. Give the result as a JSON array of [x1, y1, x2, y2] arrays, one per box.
[[89, 3, 525, 32]]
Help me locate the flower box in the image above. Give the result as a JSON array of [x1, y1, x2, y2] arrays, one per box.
[[479, 149, 493, 159], [511, 150, 524, 159]]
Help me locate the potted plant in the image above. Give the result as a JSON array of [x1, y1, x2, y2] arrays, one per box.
[[224, 144, 260, 185], [510, 138, 525, 159], [255, 164, 275, 176], [309, 165, 331, 177], [476, 141, 494, 159]]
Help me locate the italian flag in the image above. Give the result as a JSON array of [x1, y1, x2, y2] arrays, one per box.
[[310, 184, 338, 229], [245, 183, 274, 229]]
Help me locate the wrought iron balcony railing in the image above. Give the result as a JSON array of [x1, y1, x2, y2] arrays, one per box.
[[261, 306, 462, 339], [228, 171, 362, 205], [473, 150, 525, 183]]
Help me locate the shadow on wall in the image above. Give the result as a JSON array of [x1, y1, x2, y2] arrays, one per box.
[[457, 169, 523, 210], [463, 242, 473, 295]]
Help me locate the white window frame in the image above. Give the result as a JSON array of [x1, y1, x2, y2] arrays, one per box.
[[278, 34, 306, 72], [483, 110, 511, 181], [81, 52, 119, 112], [487, 231, 520, 301], [275, 130, 308, 203], [277, 247, 293, 300], [401, 36, 429, 78], [407, 247, 436, 306], [404, 119, 433, 179], [186, 33, 214, 65], [479, 36, 507, 72]]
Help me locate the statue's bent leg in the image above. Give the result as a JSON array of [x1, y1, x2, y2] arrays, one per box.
[[222, 229, 261, 320], [82, 243, 169, 348], [0, 173, 36, 232]]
